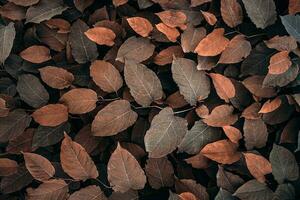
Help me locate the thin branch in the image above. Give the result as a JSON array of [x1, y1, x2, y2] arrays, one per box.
[[131, 104, 164, 110], [94, 178, 112, 189], [98, 96, 121, 102], [174, 107, 195, 114]]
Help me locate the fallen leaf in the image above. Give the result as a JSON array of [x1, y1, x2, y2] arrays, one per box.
[[0, 23, 16, 64], [281, 15, 300, 43], [155, 10, 187, 29], [0, 3, 26, 21], [179, 192, 197, 200], [181, 26, 206, 53], [166, 91, 188, 109], [289, 0, 300, 14], [201, 11, 217, 26], [44, 18, 70, 33], [20, 45, 51, 63], [234, 180, 274, 200], [0, 98, 9, 117], [8, 0, 39, 6], [155, 23, 180, 42], [221, 0, 243, 28], [154, 46, 184, 66], [127, 17, 153, 37], [242, 75, 277, 98], [222, 126, 242, 144], [0, 158, 18, 176], [243, 118, 268, 150], [217, 166, 244, 193], [39, 66, 74, 89], [32, 104, 68, 127], [185, 152, 210, 169], [74, 0, 94, 12], [268, 51, 291, 74], [68, 185, 107, 200], [191, 0, 212, 7], [264, 35, 297, 52], [209, 73, 235, 102], [175, 179, 209, 200], [259, 97, 281, 113], [203, 105, 238, 127], [113, 0, 128, 7], [85, 27, 116, 46]]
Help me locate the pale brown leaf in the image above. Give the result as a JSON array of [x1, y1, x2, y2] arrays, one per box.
[[201, 11, 217, 26], [20, 45, 51, 63], [156, 23, 180, 42], [181, 25, 206, 53], [85, 27, 116, 46], [8, 0, 39, 7], [268, 51, 291, 74], [0, 158, 18, 176], [259, 97, 282, 113], [264, 35, 297, 52], [0, 3, 26, 21], [155, 10, 187, 29], [154, 46, 184, 66], [32, 104, 68, 127], [222, 126, 242, 144], [209, 73, 235, 102], [127, 17, 153, 37], [203, 105, 238, 127], [68, 185, 107, 200], [191, 0, 212, 7], [242, 75, 277, 98], [221, 0, 243, 28], [39, 66, 74, 89]]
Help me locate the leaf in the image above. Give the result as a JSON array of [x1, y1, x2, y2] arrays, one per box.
[[108, 143, 146, 193], [178, 120, 222, 154], [171, 57, 210, 105], [242, 75, 277, 98], [90, 60, 123, 93], [0, 23, 16, 64], [68, 185, 107, 200], [234, 180, 274, 200], [179, 192, 197, 200], [32, 104, 68, 127], [0, 3, 26, 21], [168, 190, 181, 200], [23, 152, 55, 182], [243, 119, 268, 150], [60, 133, 99, 181], [91, 100, 137, 136], [259, 97, 281, 113], [241, 0, 277, 29], [175, 179, 209, 200], [109, 190, 138, 200], [6, 128, 35, 154], [154, 46, 184, 66], [209, 73, 235, 102], [69, 19, 98, 64], [185, 152, 210, 169], [268, 51, 291, 74], [274, 183, 295, 200], [222, 126, 242, 144], [116, 36, 155, 63], [59, 88, 97, 114], [215, 189, 234, 200], [191, 0, 211, 7], [25, 0, 67, 24], [289, 0, 300, 14], [221, 0, 243, 28], [243, 153, 272, 183], [113, 0, 128, 7], [155, 23, 180, 42], [26, 179, 68, 200], [0, 165, 33, 194], [201, 11, 217, 26], [200, 139, 241, 164], [155, 10, 187, 29], [85, 27, 116, 46], [124, 60, 163, 106], [181, 25, 206, 53], [74, 125, 99, 154], [39, 66, 74, 89], [0, 158, 18, 176], [127, 17, 153, 37], [166, 91, 188, 109], [20, 45, 51, 63], [281, 15, 300, 43], [194, 28, 229, 56], [144, 107, 187, 158], [217, 166, 244, 193], [219, 34, 251, 64], [74, 0, 94, 12], [269, 144, 299, 183], [8, 0, 39, 6], [264, 35, 297, 52], [203, 105, 238, 127], [145, 157, 174, 189], [0, 109, 31, 143]]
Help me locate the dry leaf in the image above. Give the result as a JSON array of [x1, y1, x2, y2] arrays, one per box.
[[201, 11, 217, 26], [200, 139, 241, 164], [59, 88, 98, 114], [259, 97, 281, 113], [60, 133, 98, 181], [185, 152, 210, 169], [39, 66, 74, 89], [68, 185, 107, 200], [222, 126, 242, 144], [289, 0, 300, 14], [221, 0, 243, 28], [181, 26, 206, 53], [0, 98, 9, 117], [195, 28, 229, 56], [74, 0, 94, 12], [8, 0, 39, 6], [92, 100, 137, 136], [20, 45, 51, 63], [113, 0, 128, 7], [32, 104, 68, 127], [166, 91, 188, 109], [203, 105, 238, 127], [107, 143, 146, 193], [155, 23, 180, 42], [85, 27, 116, 46], [209, 73, 235, 102], [0, 158, 18, 176], [264, 35, 297, 52], [243, 118, 268, 150], [90, 60, 123, 93], [154, 46, 184, 66], [242, 75, 277, 98], [268, 51, 291, 74], [0, 23, 16, 64], [191, 0, 212, 7], [155, 10, 187, 29], [127, 17, 153, 37], [0, 3, 26, 21], [44, 18, 70, 33], [179, 192, 198, 200]]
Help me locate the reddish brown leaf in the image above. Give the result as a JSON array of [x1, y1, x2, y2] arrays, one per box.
[[6, 128, 36, 154], [221, 0, 243, 28], [0, 3, 26, 21], [68, 185, 107, 200], [0, 98, 9, 117], [155, 10, 187, 30], [203, 105, 238, 127], [181, 26, 206, 53], [191, 0, 212, 7], [185, 152, 210, 169], [0, 158, 18, 176], [127, 17, 153, 37], [241, 102, 262, 120], [85, 27, 116, 46], [222, 126, 242, 144], [154, 46, 184, 66], [155, 23, 180, 42], [242, 75, 277, 98], [113, 0, 128, 7], [264, 35, 297, 52], [201, 11, 217, 26], [195, 28, 229, 56], [166, 91, 188, 109], [268, 51, 292, 74], [195, 104, 209, 118], [200, 139, 241, 164], [209, 73, 235, 102], [179, 192, 198, 200], [289, 0, 300, 14], [44, 18, 70, 33], [39, 66, 74, 89], [175, 179, 209, 200], [32, 104, 68, 127], [20, 45, 51, 63], [259, 97, 282, 114]]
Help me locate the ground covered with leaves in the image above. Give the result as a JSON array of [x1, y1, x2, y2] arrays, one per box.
[[0, 0, 300, 199]]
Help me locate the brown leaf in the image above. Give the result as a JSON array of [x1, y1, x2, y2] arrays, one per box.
[[259, 97, 281, 113], [197, 55, 216, 70], [217, 166, 244, 193], [8, 0, 39, 6], [155, 23, 180, 42], [39, 66, 74, 89], [268, 51, 291, 74], [68, 185, 107, 200], [90, 60, 123, 93], [185, 152, 210, 169], [113, 0, 128, 7], [175, 179, 209, 200], [59, 88, 98, 114], [0, 3, 26, 21], [32, 104, 68, 127], [195, 104, 209, 118], [264, 35, 297, 52], [74, 125, 99, 154], [191, 0, 212, 7], [166, 91, 188, 109], [0, 158, 18, 176], [85, 27, 116, 46], [154, 46, 184, 66], [200, 139, 241, 164], [155, 10, 187, 29], [222, 126, 242, 144], [289, 0, 300, 14], [243, 118, 268, 150], [20, 45, 51, 63], [145, 157, 174, 189], [242, 75, 277, 98], [44, 18, 70, 33], [127, 17, 153, 37], [26, 179, 68, 200], [179, 192, 197, 200], [203, 105, 238, 127], [243, 153, 272, 183], [23, 152, 55, 182], [219, 34, 251, 64], [209, 73, 235, 102], [74, 0, 94, 12], [6, 128, 36, 154], [0, 98, 9, 117], [241, 102, 262, 120], [221, 0, 243, 28], [92, 100, 137, 136], [107, 143, 146, 193], [201, 11, 217, 26], [181, 25, 206, 53], [60, 133, 99, 181], [195, 28, 229, 56]]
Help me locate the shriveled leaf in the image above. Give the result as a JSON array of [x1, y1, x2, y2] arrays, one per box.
[[32, 104, 68, 127], [68, 185, 107, 200], [242, 0, 277, 29], [268, 51, 291, 74], [234, 180, 274, 200], [85, 27, 116, 46], [23, 152, 55, 182], [60, 133, 99, 181], [181, 26, 206, 53], [90, 60, 123, 93], [243, 118, 268, 150], [59, 88, 97, 114], [0, 23, 16, 64], [125, 60, 163, 106], [195, 28, 229, 56], [0, 158, 18, 176], [203, 105, 238, 127], [221, 0, 243, 28], [92, 100, 137, 136], [39, 66, 74, 89], [108, 143, 146, 193], [209, 73, 235, 102], [172, 57, 210, 105], [145, 107, 187, 158], [178, 120, 222, 154], [127, 17, 153, 37], [20, 45, 51, 64], [145, 157, 174, 189]]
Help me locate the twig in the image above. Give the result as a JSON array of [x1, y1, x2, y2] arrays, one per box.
[[174, 107, 195, 114], [131, 104, 164, 110], [98, 96, 121, 102], [94, 178, 112, 189]]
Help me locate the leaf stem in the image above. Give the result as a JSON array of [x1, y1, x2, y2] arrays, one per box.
[[94, 178, 112, 189], [174, 107, 195, 114]]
